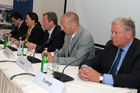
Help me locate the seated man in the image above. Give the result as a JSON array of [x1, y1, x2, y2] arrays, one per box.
[[78, 17, 140, 90], [10, 12, 28, 43], [44, 12, 95, 66], [36, 12, 65, 53]]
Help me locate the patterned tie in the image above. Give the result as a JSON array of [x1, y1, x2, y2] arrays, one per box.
[[25, 27, 30, 41], [68, 37, 73, 56], [109, 48, 123, 74], [70, 37, 73, 45]]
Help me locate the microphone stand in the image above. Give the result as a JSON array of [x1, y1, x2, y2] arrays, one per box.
[[7, 39, 17, 51], [27, 31, 61, 63], [27, 48, 42, 63], [0, 38, 4, 44], [53, 53, 89, 82], [7, 33, 27, 51], [27, 40, 49, 63]]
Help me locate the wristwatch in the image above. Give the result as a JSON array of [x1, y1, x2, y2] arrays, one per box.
[[99, 74, 104, 83]]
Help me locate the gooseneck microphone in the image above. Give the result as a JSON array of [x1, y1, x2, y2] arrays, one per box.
[[0, 38, 4, 44], [7, 33, 27, 51], [7, 39, 17, 51], [53, 53, 89, 82], [27, 31, 62, 63], [27, 40, 49, 63], [10, 73, 35, 80]]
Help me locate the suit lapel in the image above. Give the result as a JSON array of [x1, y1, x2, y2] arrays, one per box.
[[118, 39, 136, 73], [105, 45, 118, 72], [48, 26, 57, 43], [65, 35, 71, 57], [68, 29, 83, 55]]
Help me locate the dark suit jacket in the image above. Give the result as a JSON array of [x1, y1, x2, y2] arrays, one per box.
[[36, 25, 65, 53], [10, 21, 28, 40], [28, 23, 44, 44], [82, 38, 140, 89]]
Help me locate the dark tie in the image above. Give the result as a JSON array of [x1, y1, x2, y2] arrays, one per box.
[[109, 48, 123, 74]]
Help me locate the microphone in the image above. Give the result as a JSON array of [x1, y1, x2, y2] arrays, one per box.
[[7, 39, 17, 51], [8, 33, 12, 41], [0, 60, 16, 62], [0, 38, 4, 44], [53, 53, 89, 82], [27, 31, 62, 63], [10, 73, 35, 80], [8, 33, 27, 51], [27, 40, 49, 63]]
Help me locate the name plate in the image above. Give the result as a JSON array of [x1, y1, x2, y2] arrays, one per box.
[[16, 57, 32, 71], [34, 72, 65, 93], [3, 47, 14, 58]]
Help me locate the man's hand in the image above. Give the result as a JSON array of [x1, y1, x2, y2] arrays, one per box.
[[10, 37, 18, 46], [47, 52, 54, 63], [42, 50, 48, 57], [27, 42, 36, 50], [78, 66, 101, 83], [10, 37, 16, 42], [42, 50, 54, 63]]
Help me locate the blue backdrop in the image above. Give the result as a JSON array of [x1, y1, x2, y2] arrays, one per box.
[[13, 0, 33, 20]]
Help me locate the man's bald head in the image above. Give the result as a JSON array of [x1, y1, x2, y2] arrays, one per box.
[[61, 12, 79, 26]]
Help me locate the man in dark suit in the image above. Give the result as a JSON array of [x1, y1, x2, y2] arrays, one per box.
[[36, 12, 65, 53], [10, 12, 28, 43], [78, 17, 140, 90]]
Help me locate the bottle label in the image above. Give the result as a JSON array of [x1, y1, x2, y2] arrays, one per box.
[[4, 40, 8, 49], [56, 65, 59, 72], [17, 48, 22, 56], [43, 63, 48, 72], [23, 48, 28, 55], [7, 41, 11, 46], [53, 63, 59, 72]]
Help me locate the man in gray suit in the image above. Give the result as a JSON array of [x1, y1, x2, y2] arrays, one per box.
[[45, 12, 95, 66]]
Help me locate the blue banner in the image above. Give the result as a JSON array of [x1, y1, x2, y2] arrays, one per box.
[[13, 0, 33, 20]]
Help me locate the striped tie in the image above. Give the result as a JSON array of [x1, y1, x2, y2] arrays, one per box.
[[109, 48, 123, 74]]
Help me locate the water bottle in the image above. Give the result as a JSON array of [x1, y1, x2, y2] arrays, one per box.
[[52, 49, 59, 73], [41, 48, 48, 74], [4, 33, 8, 49], [17, 37, 22, 56], [23, 40, 28, 56]]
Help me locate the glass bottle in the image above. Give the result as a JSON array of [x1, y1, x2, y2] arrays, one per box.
[[4, 34, 8, 49], [52, 49, 59, 73], [17, 37, 22, 56], [41, 48, 48, 74], [23, 40, 28, 56]]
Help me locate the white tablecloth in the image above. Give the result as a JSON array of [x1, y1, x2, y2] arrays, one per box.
[[0, 69, 23, 93], [0, 49, 137, 93]]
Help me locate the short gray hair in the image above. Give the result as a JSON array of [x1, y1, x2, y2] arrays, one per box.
[[112, 17, 135, 37]]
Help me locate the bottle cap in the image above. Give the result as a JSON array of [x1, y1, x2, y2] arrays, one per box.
[[45, 48, 48, 50], [19, 37, 22, 40]]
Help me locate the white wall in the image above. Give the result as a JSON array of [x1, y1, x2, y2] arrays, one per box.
[[66, 0, 140, 45], [33, 0, 65, 25]]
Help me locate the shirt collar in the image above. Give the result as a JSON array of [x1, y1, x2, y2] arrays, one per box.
[[48, 25, 56, 35], [18, 21, 23, 28], [121, 40, 133, 52], [71, 31, 77, 39]]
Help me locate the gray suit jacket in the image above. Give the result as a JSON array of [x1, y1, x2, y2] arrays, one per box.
[[58, 26, 95, 66]]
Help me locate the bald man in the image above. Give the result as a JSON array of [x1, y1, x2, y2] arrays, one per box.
[[45, 12, 95, 66]]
